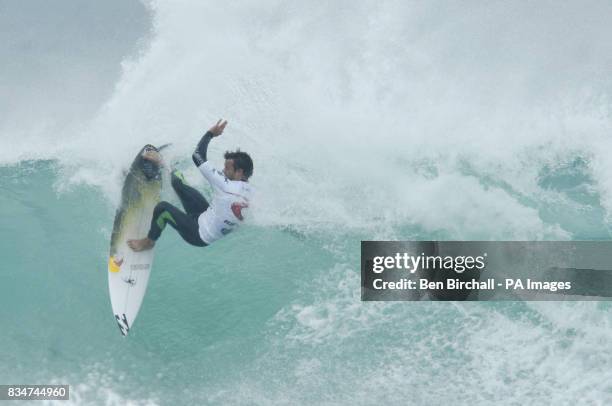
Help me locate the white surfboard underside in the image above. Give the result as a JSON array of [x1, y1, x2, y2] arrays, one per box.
[[108, 201, 156, 336]]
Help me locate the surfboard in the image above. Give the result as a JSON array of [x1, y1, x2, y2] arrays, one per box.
[[108, 145, 163, 336]]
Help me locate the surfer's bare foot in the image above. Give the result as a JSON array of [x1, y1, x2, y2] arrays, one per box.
[[127, 238, 155, 252]]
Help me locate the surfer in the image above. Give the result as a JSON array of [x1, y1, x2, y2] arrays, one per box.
[[127, 119, 253, 251]]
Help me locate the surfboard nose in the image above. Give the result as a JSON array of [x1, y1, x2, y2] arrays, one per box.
[[143, 144, 158, 152]]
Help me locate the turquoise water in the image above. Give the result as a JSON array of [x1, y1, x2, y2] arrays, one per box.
[[2, 160, 612, 405], [1, 162, 335, 403], [3, 1, 612, 404]]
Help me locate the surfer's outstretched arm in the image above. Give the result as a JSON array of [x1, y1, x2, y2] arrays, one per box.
[[192, 132, 213, 166], [192, 119, 227, 166], [192, 119, 233, 191]]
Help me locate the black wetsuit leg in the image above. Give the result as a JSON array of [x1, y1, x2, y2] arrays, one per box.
[[147, 201, 206, 247], [171, 171, 209, 219]]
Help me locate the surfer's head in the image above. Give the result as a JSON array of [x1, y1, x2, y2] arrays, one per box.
[[223, 150, 253, 181]]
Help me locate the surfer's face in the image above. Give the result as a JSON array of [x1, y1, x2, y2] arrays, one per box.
[[223, 159, 244, 181]]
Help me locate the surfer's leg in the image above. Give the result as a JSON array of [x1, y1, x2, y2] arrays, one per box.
[[171, 170, 209, 217], [147, 201, 206, 247]]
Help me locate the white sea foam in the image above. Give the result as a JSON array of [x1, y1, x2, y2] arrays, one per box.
[[43, 367, 160, 406], [3, 0, 612, 238], [203, 264, 612, 405]]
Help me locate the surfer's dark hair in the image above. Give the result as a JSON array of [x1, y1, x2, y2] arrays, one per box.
[[224, 150, 253, 179]]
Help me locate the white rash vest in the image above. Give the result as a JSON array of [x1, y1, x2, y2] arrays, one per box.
[[196, 161, 252, 244]]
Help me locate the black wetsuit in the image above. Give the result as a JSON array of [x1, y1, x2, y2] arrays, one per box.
[[146, 132, 215, 246]]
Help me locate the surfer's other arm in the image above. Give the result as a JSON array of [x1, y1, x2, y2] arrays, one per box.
[[192, 119, 227, 166]]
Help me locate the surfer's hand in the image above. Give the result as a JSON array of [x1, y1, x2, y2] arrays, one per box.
[[142, 150, 163, 166], [208, 119, 227, 137]]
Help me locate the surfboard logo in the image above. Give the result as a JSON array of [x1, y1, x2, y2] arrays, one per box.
[[123, 277, 136, 286], [109, 256, 124, 273], [115, 313, 130, 336]]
